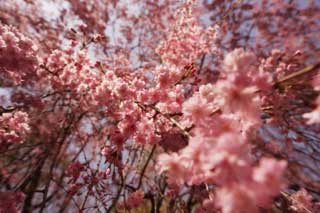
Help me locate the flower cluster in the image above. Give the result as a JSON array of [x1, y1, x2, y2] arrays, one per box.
[[156, 0, 218, 68], [0, 25, 38, 85], [158, 49, 286, 212], [0, 0, 319, 212], [216, 49, 272, 127], [0, 111, 30, 144]]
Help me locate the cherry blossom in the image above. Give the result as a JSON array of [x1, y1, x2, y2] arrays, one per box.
[[0, 0, 319, 212]]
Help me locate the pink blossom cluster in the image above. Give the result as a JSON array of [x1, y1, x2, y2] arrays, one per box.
[[41, 47, 101, 111], [137, 65, 186, 115], [68, 0, 109, 35], [0, 111, 30, 144], [42, 44, 163, 150], [156, 0, 218, 68], [0, 24, 38, 85], [114, 0, 221, 150], [133, 116, 160, 145], [216, 48, 272, 127], [158, 49, 286, 212], [42, 46, 139, 112], [159, 131, 286, 212], [0, 0, 319, 212], [43, 43, 164, 148]]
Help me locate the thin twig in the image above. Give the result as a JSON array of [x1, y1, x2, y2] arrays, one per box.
[[274, 61, 320, 85], [280, 191, 312, 213], [137, 145, 157, 189]]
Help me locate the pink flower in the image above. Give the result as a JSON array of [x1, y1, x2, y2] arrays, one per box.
[[155, 0, 218, 67], [156, 85, 184, 114], [214, 79, 261, 126], [0, 111, 30, 144], [253, 158, 287, 197], [157, 152, 190, 186], [216, 186, 259, 213], [134, 117, 160, 144], [199, 84, 215, 102], [154, 65, 176, 89], [0, 25, 38, 85], [182, 95, 214, 124], [223, 48, 256, 73]]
